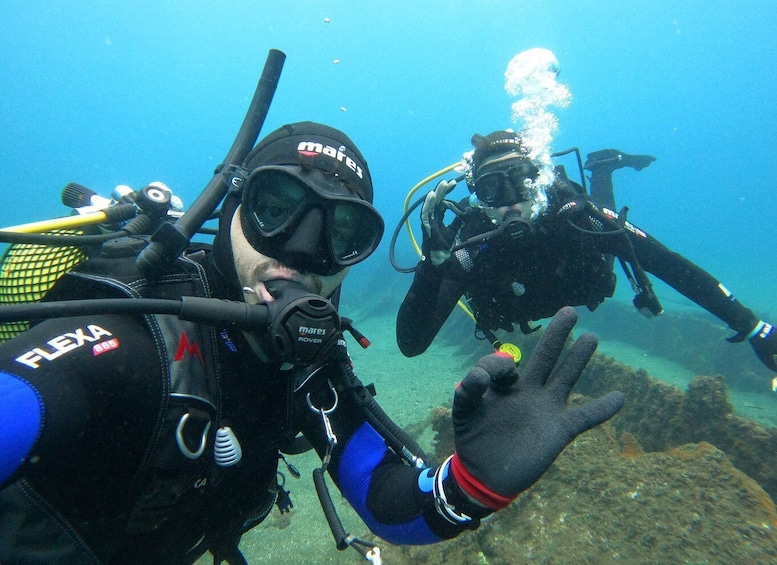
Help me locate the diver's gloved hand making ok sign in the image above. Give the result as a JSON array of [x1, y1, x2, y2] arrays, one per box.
[[421, 179, 458, 266], [448, 307, 624, 512]]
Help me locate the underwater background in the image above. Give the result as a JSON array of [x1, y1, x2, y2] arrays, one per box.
[[2, 1, 777, 563]]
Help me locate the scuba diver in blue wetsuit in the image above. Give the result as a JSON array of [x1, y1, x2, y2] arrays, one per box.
[[395, 130, 777, 376], [0, 52, 624, 565]]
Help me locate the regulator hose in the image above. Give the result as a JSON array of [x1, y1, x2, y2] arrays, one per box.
[[313, 468, 350, 550], [0, 296, 268, 330]]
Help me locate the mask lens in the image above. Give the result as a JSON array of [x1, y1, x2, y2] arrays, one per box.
[[474, 163, 537, 206], [507, 163, 537, 188], [330, 201, 382, 263], [473, 172, 506, 205], [247, 170, 308, 235], [243, 167, 384, 273]]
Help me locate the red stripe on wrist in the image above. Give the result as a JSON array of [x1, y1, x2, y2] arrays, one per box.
[[450, 452, 515, 510]]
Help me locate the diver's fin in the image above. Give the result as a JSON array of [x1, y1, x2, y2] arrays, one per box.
[[585, 149, 656, 172]]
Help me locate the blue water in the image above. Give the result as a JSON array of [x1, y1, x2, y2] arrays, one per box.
[[2, 1, 775, 319], [2, 1, 775, 310]]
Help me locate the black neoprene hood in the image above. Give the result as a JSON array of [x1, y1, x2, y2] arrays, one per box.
[[242, 121, 374, 204]]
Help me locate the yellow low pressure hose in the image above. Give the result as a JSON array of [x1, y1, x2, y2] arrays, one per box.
[[0, 209, 116, 234], [403, 162, 462, 256], [403, 161, 476, 322]]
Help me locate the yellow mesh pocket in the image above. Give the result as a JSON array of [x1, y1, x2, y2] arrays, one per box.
[[0, 233, 87, 342]]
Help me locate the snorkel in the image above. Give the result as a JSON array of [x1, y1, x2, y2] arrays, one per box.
[[135, 49, 287, 275]]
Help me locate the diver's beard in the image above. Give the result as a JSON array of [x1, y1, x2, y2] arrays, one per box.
[[248, 258, 324, 296]]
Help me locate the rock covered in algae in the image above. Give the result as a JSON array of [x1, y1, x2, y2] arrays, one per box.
[[577, 300, 768, 391], [576, 353, 777, 500], [377, 350, 777, 564], [381, 417, 777, 564]]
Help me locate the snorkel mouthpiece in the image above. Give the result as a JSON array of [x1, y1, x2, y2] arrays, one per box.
[[262, 279, 341, 365]]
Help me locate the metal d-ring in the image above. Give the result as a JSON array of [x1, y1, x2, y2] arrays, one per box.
[[176, 412, 212, 459], [306, 381, 339, 468], [305, 381, 339, 415]]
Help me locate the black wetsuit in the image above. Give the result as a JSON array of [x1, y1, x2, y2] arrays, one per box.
[[397, 179, 759, 357], [0, 248, 474, 564]]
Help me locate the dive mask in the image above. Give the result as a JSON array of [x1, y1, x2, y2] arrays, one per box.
[[240, 166, 384, 276], [471, 162, 539, 207]]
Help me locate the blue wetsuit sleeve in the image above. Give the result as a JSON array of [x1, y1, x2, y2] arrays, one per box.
[[336, 422, 443, 545], [297, 355, 480, 546], [0, 371, 43, 486]]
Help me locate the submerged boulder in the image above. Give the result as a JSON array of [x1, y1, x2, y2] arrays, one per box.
[[385, 413, 777, 564]]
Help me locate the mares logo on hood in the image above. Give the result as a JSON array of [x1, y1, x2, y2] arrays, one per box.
[[297, 141, 364, 179], [488, 137, 524, 150], [241, 122, 375, 203], [15, 325, 114, 369]]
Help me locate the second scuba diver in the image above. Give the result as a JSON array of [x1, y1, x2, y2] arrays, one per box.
[[396, 129, 777, 377]]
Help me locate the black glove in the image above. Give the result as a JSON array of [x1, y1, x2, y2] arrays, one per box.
[[450, 306, 624, 509], [749, 321, 777, 371], [421, 179, 458, 266]]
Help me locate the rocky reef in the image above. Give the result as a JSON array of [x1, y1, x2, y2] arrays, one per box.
[[577, 354, 777, 500], [377, 351, 777, 564]]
